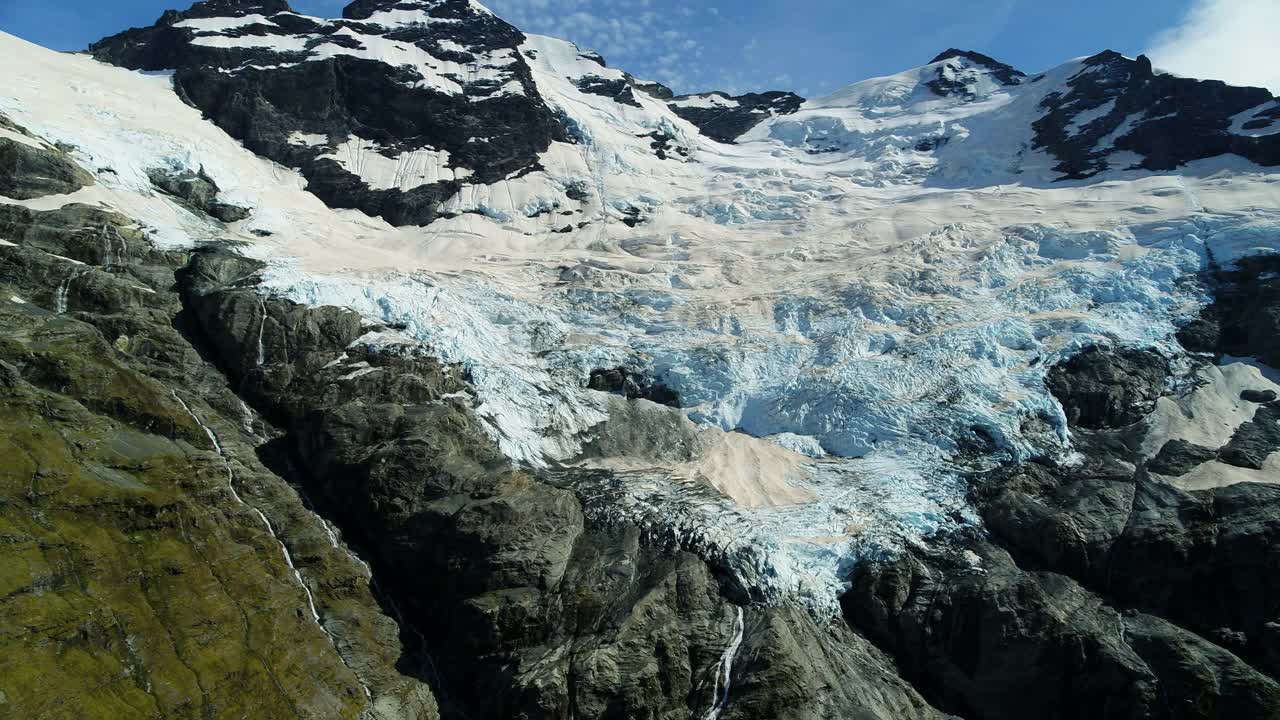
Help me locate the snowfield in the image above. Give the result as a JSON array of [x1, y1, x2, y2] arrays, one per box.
[[3, 28, 1278, 610]]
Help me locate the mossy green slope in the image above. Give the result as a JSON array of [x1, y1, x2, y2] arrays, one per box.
[[0, 298, 366, 719], [0, 116, 437, 720]]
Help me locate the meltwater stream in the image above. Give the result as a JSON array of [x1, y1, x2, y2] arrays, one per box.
[[702, 606, 745, 720], [171, 390, 373, 701]]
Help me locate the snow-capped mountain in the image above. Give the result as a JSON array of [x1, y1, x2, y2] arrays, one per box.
[[2, 1, 1280, 718]]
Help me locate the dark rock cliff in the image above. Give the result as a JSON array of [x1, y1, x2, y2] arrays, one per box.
[[843, 333, 1280, 720], [0, 125, 436, 719], [90, 0, 568, 227], [1033, 51, 1280, 179], [667, 91, 804, 144]]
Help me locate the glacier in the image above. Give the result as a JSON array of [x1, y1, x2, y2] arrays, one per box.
[[2, 27, 1278, 612]]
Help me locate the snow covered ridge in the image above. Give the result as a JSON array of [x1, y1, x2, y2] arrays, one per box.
[[7, 0, 1280, 610], [91, 0, 1280, 236], [90, 0, 568, 227]]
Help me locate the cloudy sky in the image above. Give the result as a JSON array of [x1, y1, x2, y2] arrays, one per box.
[[3, 0, 1276, 96]]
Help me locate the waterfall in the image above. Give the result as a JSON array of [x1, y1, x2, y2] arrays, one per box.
[[256, 296, 267, 366], [101, 222, 113, 265], [237, 398, 257, 439], [54, 268, 88, 314], [171, 391, 373, 701], [702, 606, 745, 720], [98, 223, 127, 266]]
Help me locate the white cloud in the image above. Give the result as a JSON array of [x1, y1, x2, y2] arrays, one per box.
[[1145, 0, 1280, 93]]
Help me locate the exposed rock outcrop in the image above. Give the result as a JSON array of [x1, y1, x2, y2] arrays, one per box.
[[1044, 345, 1168, 429], [842, 323, 1280, 719], [90, 0, 568, 227], [929, 49, 1026, 88], [1148, 438, 1218, 476], [667, 91, 804, 144], [1177, 253, 1280, 368], [0, 143, 435, 719], [0, 113, 95, 200], [587, 366, 680, 407], [847, 541, 1280, 720], [926, 49, 1026, 101], [147, 165, 251, 222], [1033, 51, 1280, 179]]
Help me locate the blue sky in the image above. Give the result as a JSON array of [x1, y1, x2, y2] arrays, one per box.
[[3, 0, 1277, 96]]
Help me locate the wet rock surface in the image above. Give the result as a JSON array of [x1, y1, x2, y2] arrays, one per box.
[[0, 227, 439, 719], [0, 135, 436, 719]]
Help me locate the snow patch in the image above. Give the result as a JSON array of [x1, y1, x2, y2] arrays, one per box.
[[671, 93, 740, 110], [175, 14, 277, 32], [319, 136, 472, 191], [288, 132, 327, 147]]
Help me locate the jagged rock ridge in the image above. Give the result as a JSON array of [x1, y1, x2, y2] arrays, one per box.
[[91, 0, 568, 226]]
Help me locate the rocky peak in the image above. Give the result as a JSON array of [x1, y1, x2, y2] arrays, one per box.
[[929, 48, 1026, 85], [162, 0, 292, 22], [343, 0, 492, 23], [91, 0, 564, 226], [925, 48, 1025, 101], [1033, 49, 1278, 179]]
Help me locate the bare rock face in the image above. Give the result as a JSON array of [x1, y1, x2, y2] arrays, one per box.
[[847, 541, 1280, 720], [1033, 51, 1280, 179], [926, 49, 1026, 100], [1178, 254, 1280, 369], [1148, 438, 1218, 476], [839, 298, 1280, 720], [0, 170, 438, 718], [0, 113, 95, 200], [975, 459, 1280, 674], [1044, 345, 1169, 429], [147, 166, 251, 222], [90, 0, 568, 227], [667, 91, 804, 144]]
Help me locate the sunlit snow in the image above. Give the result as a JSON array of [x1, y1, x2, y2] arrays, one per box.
[[2, 30, 1277, 611]]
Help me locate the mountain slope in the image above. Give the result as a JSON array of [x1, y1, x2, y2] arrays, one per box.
[[2, 0, 1280, 717]]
